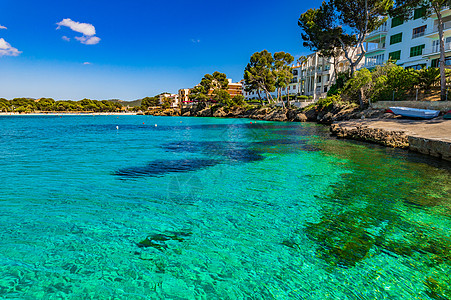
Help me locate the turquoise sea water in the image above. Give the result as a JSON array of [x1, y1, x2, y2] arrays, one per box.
[[0, 115, 450, 299]]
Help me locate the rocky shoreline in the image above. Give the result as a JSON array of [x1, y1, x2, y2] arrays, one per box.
[[147, 102, 393, 124], [147, 103, 451, 162]]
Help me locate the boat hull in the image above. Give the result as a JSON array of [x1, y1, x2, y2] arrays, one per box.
[[389, 107, 440, 119]]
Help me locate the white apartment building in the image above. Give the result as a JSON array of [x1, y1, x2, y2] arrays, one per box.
[[243, 51, 360, 101], [364, 7, 451, 70]]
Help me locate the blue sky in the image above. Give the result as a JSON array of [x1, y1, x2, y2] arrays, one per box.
[[0, 0, 321, 101]]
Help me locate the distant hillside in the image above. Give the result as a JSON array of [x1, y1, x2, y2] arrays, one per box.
[[108, 99, 142, 107]]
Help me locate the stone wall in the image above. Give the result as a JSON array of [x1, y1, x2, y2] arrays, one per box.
[[330, 124, 410, 148], [331, 122, 451, 162], [408, 137, 451, 161]]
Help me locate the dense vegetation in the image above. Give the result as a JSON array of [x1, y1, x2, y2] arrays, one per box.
[[243, 50, 294, 107], [189, 71, 230, 104], [331, 63, 445, 104], [0, 98, 124, 113]]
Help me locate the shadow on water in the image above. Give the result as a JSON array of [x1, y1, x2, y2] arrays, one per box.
[[115, 134, 319, 179], [296, 139, 451, 298], [114, 159, 219, 178]]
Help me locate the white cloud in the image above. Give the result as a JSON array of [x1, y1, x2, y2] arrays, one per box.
[[0, 38, 21, 57], [75, 35, 100, 45], [83, 62, 91, 65], [56, 18, 100, 45], [191, 39, 200, 43], [62, 36, 70, 42], [57, 18, 96, 36], [0, 25, 7, 30]]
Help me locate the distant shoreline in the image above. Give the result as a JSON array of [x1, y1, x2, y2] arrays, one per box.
[[0, 112, 138, 116]]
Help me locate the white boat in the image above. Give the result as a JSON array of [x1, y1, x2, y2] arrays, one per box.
[[389, 107, 440, 119]]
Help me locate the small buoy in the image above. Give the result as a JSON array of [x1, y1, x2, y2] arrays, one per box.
[[155, 124, 157, 127], [143, 122, 145, 124], [116, 126, 119, 130], [250, 122, 252, 124]]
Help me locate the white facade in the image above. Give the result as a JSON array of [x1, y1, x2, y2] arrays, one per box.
[[159, 93, 179, 108], [364, 8, 451, 69]]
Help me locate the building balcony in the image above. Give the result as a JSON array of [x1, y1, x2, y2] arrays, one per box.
[[431, 7, 451, 19], [364, 24, 388, 42], [365, 44, 386, 55], [364, 60, 384, 69], [423, 42, 451, 56], [425, 21, 451, 38]]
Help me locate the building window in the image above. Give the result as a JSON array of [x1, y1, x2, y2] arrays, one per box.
[[391, 16, 403, 28], [414, 7, 426, 20], [410, 44, 425, 57], [390, 33, 402, 45], [389, 50, 401, 61], [293, 70, 298, 75], [431, 57, 451, 67], [406, 64, 426, 70], [317, 76, 321, 83], [324, 86, 328, 93], [326, 74, 330, 82], [412, 25, 427, 39]]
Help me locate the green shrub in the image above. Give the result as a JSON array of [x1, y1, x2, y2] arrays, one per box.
[[371, 63, 419, 101], [231, 95, 245, 107], [328, 71, 351, 96], [315, 95, 342, 111]]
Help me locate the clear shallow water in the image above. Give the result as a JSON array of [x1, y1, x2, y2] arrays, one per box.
[[0, 115, 450, 299]]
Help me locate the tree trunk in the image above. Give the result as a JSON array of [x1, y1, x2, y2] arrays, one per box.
[[286, 83, 290, 108], [257, 90, 264, 105], [435, 6, 447, 101], [280, 87, 286, 108], [359, 88, 365, 109]]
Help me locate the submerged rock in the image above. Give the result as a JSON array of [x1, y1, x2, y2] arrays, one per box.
[[137, 231, 192, 251]]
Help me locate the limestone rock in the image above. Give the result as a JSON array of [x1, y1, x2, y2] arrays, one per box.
[[196, 107, 212, 117], [212, 107, 227, 117]]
